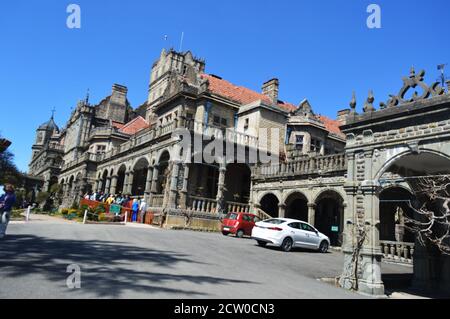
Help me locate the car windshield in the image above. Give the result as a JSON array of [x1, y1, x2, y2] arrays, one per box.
[[263, 219, 286, 225], [226, 213, 239, 220]]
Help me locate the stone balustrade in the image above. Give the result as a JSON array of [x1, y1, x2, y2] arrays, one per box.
[[188, 196, 218, 213], [225, 201, 250, 213], [253, 153, 347, 179], [380, 240, 414, 264]]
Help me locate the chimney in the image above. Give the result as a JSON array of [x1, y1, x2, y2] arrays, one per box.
[[337, 109, 351, 126], [111, 84, 128, 105], [262, 78, 279, 104]]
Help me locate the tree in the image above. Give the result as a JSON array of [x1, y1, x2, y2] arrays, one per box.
[[0, 148, 22, 186], [406, 175, 450, 254]]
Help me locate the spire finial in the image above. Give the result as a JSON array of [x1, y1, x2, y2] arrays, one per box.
[[410, 66, 416, 77], [85, 88, 90, 105], [349, 91, 357, 111], [51, 107, 56, 119]]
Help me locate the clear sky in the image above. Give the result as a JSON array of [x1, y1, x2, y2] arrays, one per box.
[[1, 0, 449, 172]]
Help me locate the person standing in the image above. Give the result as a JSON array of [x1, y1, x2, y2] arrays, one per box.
[[139, 198, 147, 224], [131, 198, 139, 222], [0, 184, 17, 239]]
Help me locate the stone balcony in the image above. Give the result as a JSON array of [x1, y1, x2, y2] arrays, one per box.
[[253, 153, 347, 180]]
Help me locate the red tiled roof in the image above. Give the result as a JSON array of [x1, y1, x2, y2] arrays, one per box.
[[119, 116, 149, 135], [318, 115, 345, 138], [112, 121, 125, 130], [202, 74, 297, 112], [201, 74, 343, 138]]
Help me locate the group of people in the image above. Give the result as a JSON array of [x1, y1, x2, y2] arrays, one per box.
[[83, 191, 147, 223], [0, 184, 17, 239]]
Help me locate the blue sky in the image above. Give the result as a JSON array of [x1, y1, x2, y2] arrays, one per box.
[[1, 0, 449, 172]]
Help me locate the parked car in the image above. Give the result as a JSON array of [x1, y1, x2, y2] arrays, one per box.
[[251, 218, 330, 253], [221, 212, 261, 238]]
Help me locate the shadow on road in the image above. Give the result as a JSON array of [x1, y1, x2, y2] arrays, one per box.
[[0, 234, 254, 298]]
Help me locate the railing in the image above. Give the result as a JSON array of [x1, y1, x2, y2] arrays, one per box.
[[187, 196, 218, 213], [186, 120, 259, 148], [225, 201, 250, 213], [380, 241, 414, 264], [151, 195, 164, 208], [253, 153, 347, 179], [62, 152, 100, 171]]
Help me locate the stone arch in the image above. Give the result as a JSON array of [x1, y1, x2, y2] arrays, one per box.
[[379, 185, 416, 243], [375, 148, 450, 181], [224, 163, 251, 204], [155, 150, 171, 195], [116, 164, 127, 195], [314, 189, 345, 247], [284, 191, 308, 221], [259, 192, 280, 218], [132, 157, 150, 196]]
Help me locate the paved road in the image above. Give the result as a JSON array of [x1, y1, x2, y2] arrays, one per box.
[[0, 216, 411, 299]]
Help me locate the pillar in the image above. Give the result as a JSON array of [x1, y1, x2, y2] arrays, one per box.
[[278, 203, 286, 218], [308, 203, 316, 226], [97, 179, 103, 193], [216, 166, 227, 214], [127, 171, 134, 195], [168, 161, 180, 208], [179, 163, 190, 209], [105, 177, 111, 194], [110, 175, 118, 195], [93, 180, 99, 193], [144, 167, 153, 203], [151, 165, 159, 194]]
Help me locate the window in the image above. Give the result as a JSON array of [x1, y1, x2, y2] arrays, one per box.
[[310, 138, 321, 153], [242, 214, 252, 222], [244, 118, 249, 131], [226, 213, 239, 220], [213, 116, 220, 125], [96, 145, 106, 154], [295, 135, 304, 150], [300, 223, 316, 233], [264, 219, 286, 225], [288, 222, 301, 229], [253, 216, 261, 223], [221, 118, 228, 126], [186, 113, 194, 120]]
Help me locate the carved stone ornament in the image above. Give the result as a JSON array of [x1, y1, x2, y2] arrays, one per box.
[[380, 67, 445, 109]]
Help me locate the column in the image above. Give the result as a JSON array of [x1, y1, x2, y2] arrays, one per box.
[[215, 166, 227, 214], [278, 203, 286, 218], [93, 179, 99, 193], [144, 167, 153, 202], [104, 177, 111, 194], [308, 203, 316, 226], [127, 171, 134, 195], [168, 161, 181, 208], [179, 163, 190, 209], [151, 165, 159, 194], [110, 175, 118, 195], [97, 179, 103, 193]]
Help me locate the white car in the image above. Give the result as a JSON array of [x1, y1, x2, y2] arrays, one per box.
[[251, 218, 330, 253]]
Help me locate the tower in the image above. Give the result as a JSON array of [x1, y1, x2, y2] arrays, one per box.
[[147, 49, 206, 108], [31, 113, 59, 159]]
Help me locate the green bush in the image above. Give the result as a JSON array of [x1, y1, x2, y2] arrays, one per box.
[[61, 208, 69, 215]]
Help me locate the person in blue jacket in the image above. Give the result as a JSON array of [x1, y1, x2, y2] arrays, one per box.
[[0, 184, 17, 239], [132, 198, 139, 222]]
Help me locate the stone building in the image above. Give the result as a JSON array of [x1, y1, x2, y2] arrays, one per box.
[[27, 49, 450, 296]]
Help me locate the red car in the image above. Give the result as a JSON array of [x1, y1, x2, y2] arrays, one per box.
[[221, 212, 261, 238]]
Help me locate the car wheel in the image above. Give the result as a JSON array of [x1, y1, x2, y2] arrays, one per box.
[[319, 241, 329, 253], [281, 237, 293, 252], [236, 229, 244, 238], [222, 231, 229, 236], [257, 241, 267, 247]]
